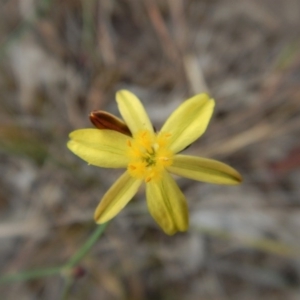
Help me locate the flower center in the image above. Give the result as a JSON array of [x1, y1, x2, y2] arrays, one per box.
[[126, 130, 174, 182]]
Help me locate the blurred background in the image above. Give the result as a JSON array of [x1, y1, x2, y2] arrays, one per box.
[[1, 0, 300, 299]]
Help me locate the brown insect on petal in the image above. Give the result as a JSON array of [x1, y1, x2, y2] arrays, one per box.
[[89, 110, 132, 136]]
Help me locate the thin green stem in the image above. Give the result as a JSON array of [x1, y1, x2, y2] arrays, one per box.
[[0, 223, 108, 284], [0, 267, 61, 284], [65, 222, 108, 268], [60, 277, 74, 300]]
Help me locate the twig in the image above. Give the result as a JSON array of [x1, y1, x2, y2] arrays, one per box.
[[144, 0, 179, 63]]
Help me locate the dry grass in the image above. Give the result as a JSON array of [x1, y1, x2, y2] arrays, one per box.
[[1, 0, 300, 299]]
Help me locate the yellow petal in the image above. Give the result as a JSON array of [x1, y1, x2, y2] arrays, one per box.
[[146, 171, 189, 235], [94, 171, 142, 223], [159, 93, 214, 153], [68, 129, 129, 168], [116, 90, 154, 135], [167, 154, 242, 185]]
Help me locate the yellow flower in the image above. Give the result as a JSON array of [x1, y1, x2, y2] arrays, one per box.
[[67, 90, 242, 235]]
